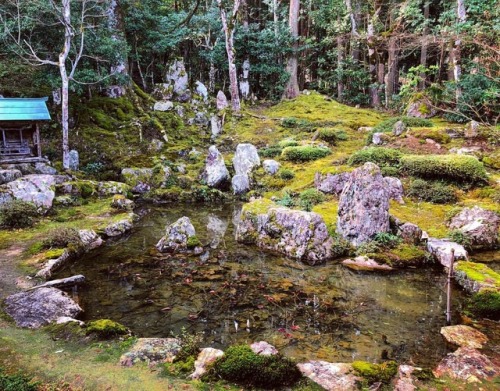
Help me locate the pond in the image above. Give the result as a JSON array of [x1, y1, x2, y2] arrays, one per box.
[[55, 203, 467, 366]]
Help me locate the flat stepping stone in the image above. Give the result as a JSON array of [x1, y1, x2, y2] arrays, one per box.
[[297, 361, 361, 391], [440, 325, 488, 349], [119, 338, 181, 366], [342, 256, 393, 272]]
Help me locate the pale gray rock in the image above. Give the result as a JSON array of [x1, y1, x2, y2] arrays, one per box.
[[207, 214, 228, 249], [315, 172, 350, 195], [121, 168, 154, 194], [337, 163, 390, 246], [68, 150, 79, 171], [426, 238, 468, 268], [156, 216, 196, 253], [465, 120, 480, 138], [97, 181, 130, 196], [406, 98, 437, 119], [200, 146, 230, 189], [34, 163, 57, 175], [263, 159, 280, 175], [111, 195, 135, 211], [104, 214, 135, 237], [448, 206, 500, 249], [233, 143, 260, 176], [165, 59, 189, 98], [0, 169, 22, 185], [195, 81, 208, 100], [297, 361, 361, 391], [372, 132, 384, 145], [189, 348, 224, 379], [235, 203, 334, 265], [250, 341, 278, 356], [393, 120, 407, 136], [4, 287, 82, 329], [397, 222, 422, 245], [29, 275, 85, 291], [120, 338, 181, 366], [0, 174, 56, 211], [35, 251, 71, 279], [216, 90, 229, 110], [358, 126, 374, 132], [79, 229, 103, 250], [153, 100, 174, 111], [384, 176, 404, 204], [210, 115, 222, 138], [342, 256, 393, 271], [232, 174, 250, 195]]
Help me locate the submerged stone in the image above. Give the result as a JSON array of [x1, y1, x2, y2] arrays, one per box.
[[342, 256, 393, 272]]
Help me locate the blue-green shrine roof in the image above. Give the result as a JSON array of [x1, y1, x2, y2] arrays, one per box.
[[0, 98, 51, 121]]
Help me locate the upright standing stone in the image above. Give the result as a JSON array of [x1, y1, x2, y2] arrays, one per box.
[[68, 150, 79, 171], [200, 146, 230, 189], [216, 90, 229, 110], [337, 162, 390, 246]]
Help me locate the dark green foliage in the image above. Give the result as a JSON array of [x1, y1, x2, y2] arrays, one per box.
[[0, 368, 39, 391], [380, 166, 400, 177], [82, 162, 105, 176], [373, 117, 433, 133], [278, 169, 295, 180], [352, 360, 398, 384], [0, 200, 39, 229], [186, 235, 202, 249], [329, 232, 353, 258], [42, 227, 83, 252], [259, 146, 283, 158], [407, 179, 458, 204], [281, 117, 315, 132], [86, 319, 129, 339], [276, 191, 295, 207], [281, 146, 331, 162], [317, 128, 338, 144], [191, 186, 228, 203], [467, 289, 500, 320], [373, 232, 402, 248], [447, 230, 472, 249], [205, 345, 302, 388], [347, 147, 402, 167], [299, 188, 325, 211], [400, 155, 488, 184]]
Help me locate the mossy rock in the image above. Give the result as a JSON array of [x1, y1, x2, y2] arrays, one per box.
[[454, 261, 500, 293], [85, 319, 129, 339], [466, 289, 500, 320], [386, 244, 429, 267], [242, 198, 276, 217], [410, 128, 451, 144], [352, 360, 398, 384], [203, 345, 302, 388], [186, 235, 202, 249]]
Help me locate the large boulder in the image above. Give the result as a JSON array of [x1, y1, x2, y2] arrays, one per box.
[[165, 59, 189, 98], [200, 146, 230, 189], [0, 169, 22, 185], [235, 201, 334, 265], [392, 120, 407, 136], [4, 287, 82, 328], [337, 163, 390, 246], [297, 361, 361, 391], [426, 238, 468, 268], [0, 174, 56, 211], [104, 214, 136, 237], [314, 172, 350, 195], [156, 216, 197, 253], [406, 97, 437, 119], [34, 163, 57, 175], [448, 206, 500, 249], [250, 341, 278, 356], [194, 81, 208, 101], [433, 347, 498, 382], [233, 143, 260, 176]]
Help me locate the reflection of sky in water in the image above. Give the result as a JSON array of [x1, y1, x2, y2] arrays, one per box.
[[57, 204, 466, 366]]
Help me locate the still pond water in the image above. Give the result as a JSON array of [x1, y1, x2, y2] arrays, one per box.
[[56, 203, 467, 366]]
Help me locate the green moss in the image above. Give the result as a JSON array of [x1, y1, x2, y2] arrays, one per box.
[[373, 117, 433, 133], [85, 319, 129, 339], [317, 128, 339, 144], [410, 128, 451, 144], [278, 168, 295, 180], [278, 138, 299, 148], [400, 154, 488, 185], [242, 198, 276, 216], [41, 248, 65, 260], [298, 188, 325, 211], [0, 367, 39, 391], [204, 345, 302, 388], [467, 289, 500, 320], [388, 244, 428, 266], [407, 179, 458, 204], [281, 146, 331, 162], [44, 321, 86, 342], [455, 261, 500, 287], [186, 235, 202, 249], [348, 147, 402, 167], [352, 360, 398, 384]]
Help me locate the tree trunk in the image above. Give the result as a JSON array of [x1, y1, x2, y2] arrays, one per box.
[[385, 36, 399, 108], [217, 0, 241, 111], [453, 0, 467, 100], [283, 0, 300, 99], [367, 19, 380, 107], [60, 0, 72, 170], [337, 35, 344, 100], [419, 0, 430, 90]]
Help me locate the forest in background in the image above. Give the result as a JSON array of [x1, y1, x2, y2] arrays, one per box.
[[0, 0, 499, 124]]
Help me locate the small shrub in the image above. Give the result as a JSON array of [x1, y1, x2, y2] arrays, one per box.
[[380, 166, 400, 177], [466, 289, 500, 320], [373, 117, 433, 133], [191, 186, 228, 203], [205, 345, 302, 388], [407, 179, 457, 204], [186, 235, 201, 249], [0, 368, 39, 391], [281, 117, 315, 131], [299, 188, 325, 211], [42, 227, 83, 252], [373, 232, 402, 248], [335, 130, 349, 141], [448, 229, 472, 249], [86, 319, 129, 338], [0, 200, 39, 229], [355, 241, 381, 256], [172, 327, 203, 364], [276, 191, 295, 207], [259, 146, 282, 158], [82, 162, 105, 175], [317, 128, 338, 144], [281, 146, 331, 162], [330, 232, 353, 258], [400, 155, 488, 184], [278, 169, 295, 180], [348, 147, 402, 167], [278, 138, 299, 148]]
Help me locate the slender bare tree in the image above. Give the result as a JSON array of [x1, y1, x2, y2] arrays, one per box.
[[282, 0, 300, 99]]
